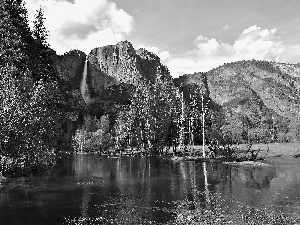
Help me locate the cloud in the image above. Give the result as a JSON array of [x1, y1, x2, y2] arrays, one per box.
[[59, 22, 97, 40], [167, 25, 300, 77], [25, 0, 134, 54], [233, 25, 283, 60], [222, 24, 230, 30], [136, 45, 170, 62], [158, 51, 170, 61]]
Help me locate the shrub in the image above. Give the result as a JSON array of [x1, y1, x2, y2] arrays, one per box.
[[277, 132, 294, 143]]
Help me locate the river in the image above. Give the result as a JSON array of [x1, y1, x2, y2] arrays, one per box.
[[1, 155, 300, 224]]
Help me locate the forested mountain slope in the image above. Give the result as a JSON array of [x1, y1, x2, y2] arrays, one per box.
[[207, 60, 300, 119], [175, 60, 300, 143], [55, 41, 180, 151]]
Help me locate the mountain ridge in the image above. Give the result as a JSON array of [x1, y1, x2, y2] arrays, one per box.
[[55, 41, 300, 145], [176, 59, 300, 120]]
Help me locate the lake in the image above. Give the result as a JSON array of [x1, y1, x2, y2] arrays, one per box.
[[1, 155, 300, 224]]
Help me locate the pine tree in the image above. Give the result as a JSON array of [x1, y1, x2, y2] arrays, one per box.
[[0, 0, 69, 175], [32, 7, 48, 46], [0, 0, 32, 73], [31, 7, 57, 81], [178, 86, 186, 152], [188, 88, 197, 154]]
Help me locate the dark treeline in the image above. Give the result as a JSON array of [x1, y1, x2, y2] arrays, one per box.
[[74, 65, 300, 154], [73, 77, 300, 155], [73, 79, 216, 154], [0, 0, 78, 176]]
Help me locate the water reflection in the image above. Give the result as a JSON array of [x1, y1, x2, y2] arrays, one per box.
[[1, 155, 300, 224]]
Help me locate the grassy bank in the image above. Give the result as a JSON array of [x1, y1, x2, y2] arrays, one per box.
[[73, 142, 300, 159], [251, 143, 300, 158], [175, 143, 300, 158]]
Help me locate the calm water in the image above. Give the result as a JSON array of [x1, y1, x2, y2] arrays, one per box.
[[1, 155, 300, 224]]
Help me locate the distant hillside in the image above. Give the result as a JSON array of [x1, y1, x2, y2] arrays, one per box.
[[176, 60, 300, 118], [175, 60, 300, 143], [208, 60, 300, 118]]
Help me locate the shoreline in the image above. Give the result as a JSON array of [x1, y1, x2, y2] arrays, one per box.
[[70, 142, 300, 158], [251, 143, 300, 158]]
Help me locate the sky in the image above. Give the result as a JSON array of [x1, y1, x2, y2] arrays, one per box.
[[24, 0, 300, 77]]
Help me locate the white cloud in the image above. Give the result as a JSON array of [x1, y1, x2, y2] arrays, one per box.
[[222, 24, 230, 30], [135, 45, 170, 62], [24, 0, 134, 54], [158, 51, 170, 61], [167, 25, 300, 77], [138, 46, 159, 54]]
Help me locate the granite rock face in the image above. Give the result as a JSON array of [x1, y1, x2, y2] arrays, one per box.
[[87, 40, 172, 96], [55, 41, 173, 118], [54, 49, 87, 114], [55, 49, 86, 90], [54, 50, 87, 147]]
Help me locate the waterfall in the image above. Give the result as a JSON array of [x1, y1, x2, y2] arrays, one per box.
[[80, 59, 88, 103], [80, 59, 98, 105]]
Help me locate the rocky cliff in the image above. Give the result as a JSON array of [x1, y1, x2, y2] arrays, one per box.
[[55, 41, 173, 117], [54, 50, 87, 148], [54, 49, 87, 117], [86, 40, 171, 95], [82, 41, 172, 116], [55, 49, 86, 91]]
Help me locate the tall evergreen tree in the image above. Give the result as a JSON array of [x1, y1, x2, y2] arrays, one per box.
[[31, 7, 57, 81], [0, 0, 32, 74], [0, 0, 70, 175], [32, 7, 48, 46]]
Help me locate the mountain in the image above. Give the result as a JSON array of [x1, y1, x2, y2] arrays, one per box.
[[56, 40, 172, 117], [175, 60, 300, 119], [53, 41, 181, 151], [174, 60, 300, 143], [54, 41, 300, 147], [55, 49, 86, 91], [86, 40, 171, 97]]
